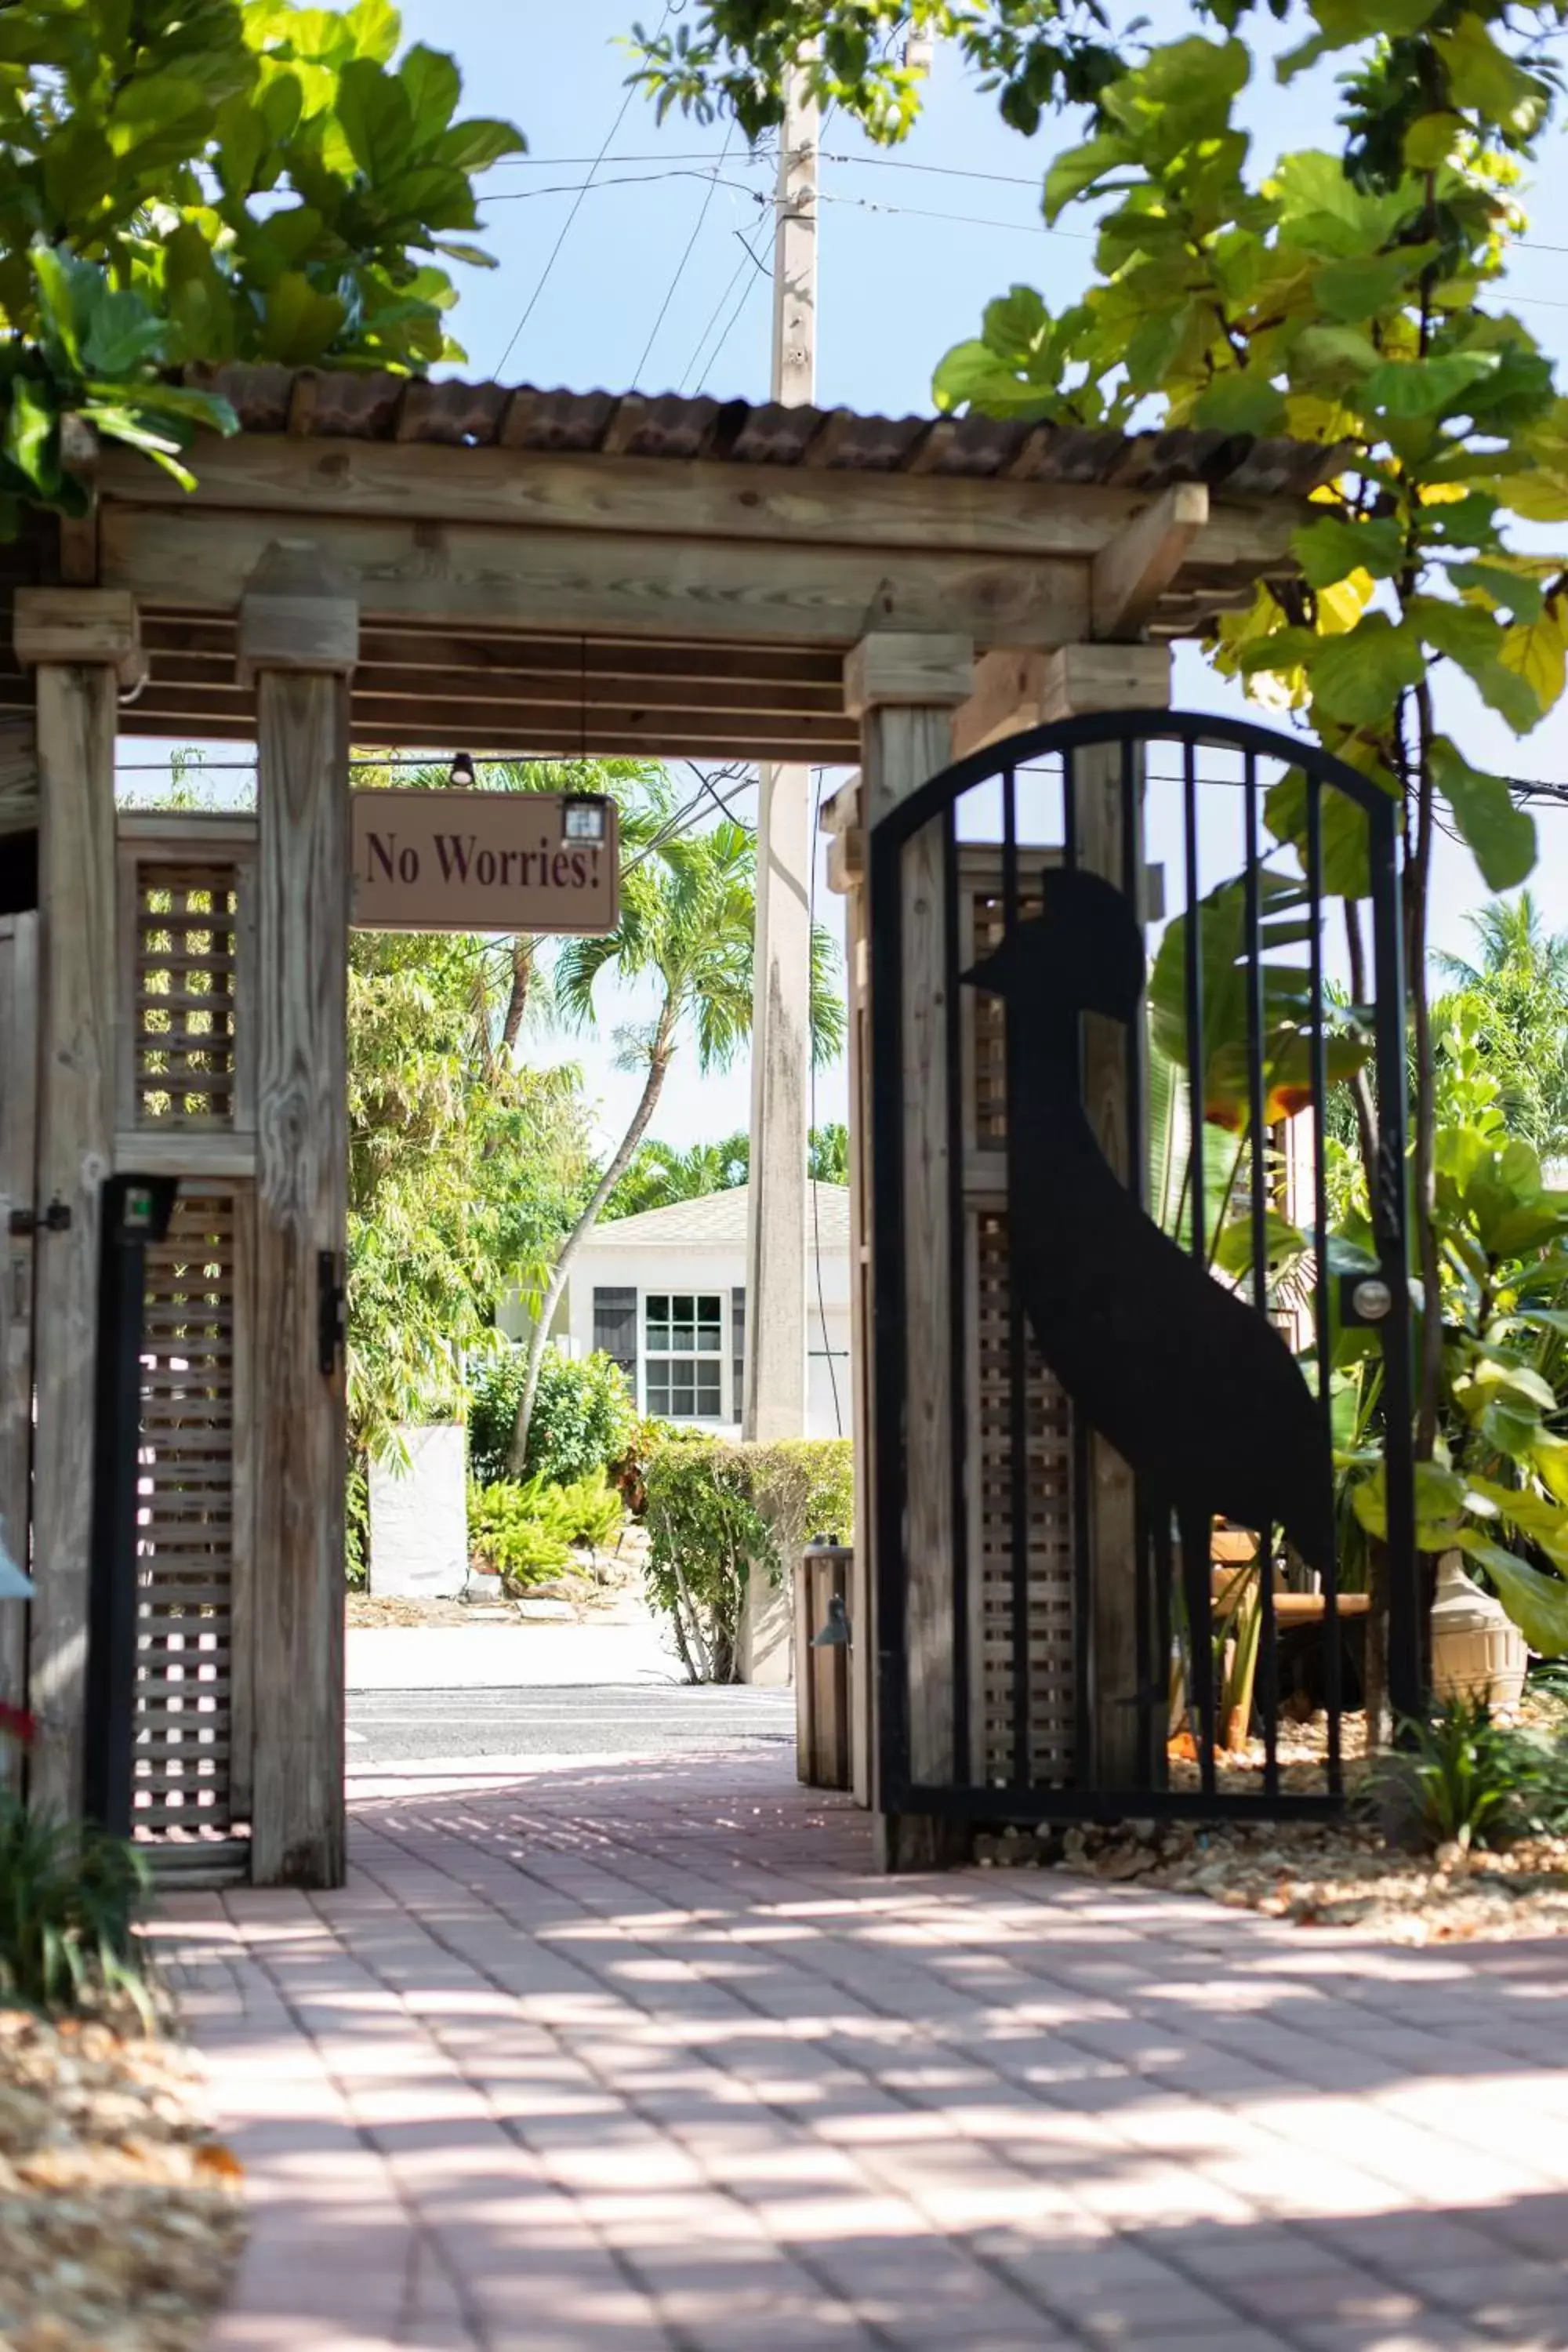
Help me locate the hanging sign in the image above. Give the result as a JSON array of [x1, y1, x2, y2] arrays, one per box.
[[350, 789, 619, 935]]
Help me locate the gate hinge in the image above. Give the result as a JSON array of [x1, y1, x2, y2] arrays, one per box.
[[7, 1200, 70, 1236], [318, 1250, 347, 1377]]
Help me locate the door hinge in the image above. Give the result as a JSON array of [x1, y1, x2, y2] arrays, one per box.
[[318, 1250, 346, 1377], [7, 1200, 69, 1237]]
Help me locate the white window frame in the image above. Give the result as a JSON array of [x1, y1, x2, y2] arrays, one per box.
[[642, 1287, 728, 1424]]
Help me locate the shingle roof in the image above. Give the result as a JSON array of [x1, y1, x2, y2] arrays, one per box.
[[187, 366, 1345, 500], [583, 1183, 850, 1252]]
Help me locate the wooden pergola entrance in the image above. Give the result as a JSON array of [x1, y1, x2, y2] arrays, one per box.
[[0, 370, 1337, 1883]]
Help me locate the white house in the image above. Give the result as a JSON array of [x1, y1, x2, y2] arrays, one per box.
[[502, 1184, 853, 1439]]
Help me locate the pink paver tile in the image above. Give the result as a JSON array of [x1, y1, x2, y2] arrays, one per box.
[[165, 1755, 1568, 2352]]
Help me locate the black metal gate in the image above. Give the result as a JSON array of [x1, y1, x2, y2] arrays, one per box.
[[867, 710, 1417, 1824]]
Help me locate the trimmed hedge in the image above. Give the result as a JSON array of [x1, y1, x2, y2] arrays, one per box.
[[643, 1438, 853, 1683]]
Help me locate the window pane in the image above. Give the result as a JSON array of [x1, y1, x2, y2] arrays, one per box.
[[696, 1367, 721, 1416], [645, 1295, 670, 1351], [671, 1364, 695, 1414], [646, 1365, 669, 1414], [695, 1297, 722, 1350]]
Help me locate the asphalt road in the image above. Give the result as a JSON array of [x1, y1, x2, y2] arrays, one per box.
[[346, 1681, 797, 1768]]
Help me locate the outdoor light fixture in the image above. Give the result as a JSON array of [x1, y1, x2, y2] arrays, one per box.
[[563, 794, 608, 844], [448, 750, 476, 788], [811, 1593, 851, 1650]]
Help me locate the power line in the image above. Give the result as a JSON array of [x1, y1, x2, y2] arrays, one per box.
[[678, 227, 769, 393], [634, 125, 736, 386], [491, 2, 673, 379], [695, 245, 771, 390], [481, 149, 1568, 271], [493, 149, 776, 169], [484, 166, 769, 207]]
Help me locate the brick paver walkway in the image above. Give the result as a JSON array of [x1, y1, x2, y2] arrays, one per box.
[[159, 1755, 1568, 2352]]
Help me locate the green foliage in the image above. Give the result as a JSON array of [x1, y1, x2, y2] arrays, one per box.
[[642, 1438, 855, 1682], [608, 1415, 693, 1516], [603, 1122, 851, 1219], [469, 1348, 637, 1488], [1150, 867, 1372, 1134], [1337, 1112, 1568, 1652], [467, 1472, 624, 1590], [347, 913, 592, 1461], [808, 1120, 851, 1185], [0, 1800, 151, 2018], [1433, 895, 1568, 1160], [630, 1, 1120, 143], [606, 1131, 752, 1218], [0, 0, 524, 528], [1373, 1696, 1546, 1852]]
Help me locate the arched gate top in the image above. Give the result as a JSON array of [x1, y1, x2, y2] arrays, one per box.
[[870, 705, 1398, 854]]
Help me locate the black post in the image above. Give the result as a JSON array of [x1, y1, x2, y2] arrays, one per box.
[[83, 1176, 178, 1837]]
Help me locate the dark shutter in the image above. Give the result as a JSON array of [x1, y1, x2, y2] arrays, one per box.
[[731, 1286, 746, 1424], [593, 1287, 638, 1395]]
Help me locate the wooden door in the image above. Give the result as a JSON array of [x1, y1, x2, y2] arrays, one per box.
[[0, 913, 38, 1770]]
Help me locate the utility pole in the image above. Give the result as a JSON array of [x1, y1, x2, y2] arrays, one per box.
[[742, 70, 818, 1460]]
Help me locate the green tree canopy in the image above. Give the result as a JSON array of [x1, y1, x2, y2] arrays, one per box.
[[0, 0, 523, 528], [603, 1118, 851, 1217], [1433, 894, 1568, 1163]]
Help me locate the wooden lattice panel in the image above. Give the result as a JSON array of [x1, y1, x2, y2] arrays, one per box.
[[134, 1192, 241, 1849], [966, 871, 1047, 1148], [132, 865, 240, 1128], [967, 1214, 1077, 1788]]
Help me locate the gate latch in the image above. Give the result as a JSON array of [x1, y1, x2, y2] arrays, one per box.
[[7, 1199, 71, 1237], [318, 1250, 347, 1377]]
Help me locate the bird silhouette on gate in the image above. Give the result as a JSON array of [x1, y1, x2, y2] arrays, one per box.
[[961, 866, 1334, 1766]]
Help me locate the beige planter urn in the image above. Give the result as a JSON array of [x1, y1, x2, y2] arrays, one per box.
[[1430, 1551, 1529, 1711]]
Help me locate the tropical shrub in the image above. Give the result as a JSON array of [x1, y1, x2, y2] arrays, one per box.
[[467, 1472, 623, 1591], [642, 1438, 854, 1682], [469, 1348, 636, 1489], [0, 1800, 151, 2017], [1369, 1695, 1568, 1853], [608, 1415, 693, 1517]]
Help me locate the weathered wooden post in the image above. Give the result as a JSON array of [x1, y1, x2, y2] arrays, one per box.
[[845, 630, 974, 1871], [13, 591, 142, 1816], [238, 543, 357, 1887]]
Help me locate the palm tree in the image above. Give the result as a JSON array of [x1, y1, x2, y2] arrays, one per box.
[[1436, 890, 1568, 994], [606, 1132, 752, 1217], [506, 788, 847, 1472], [1432, 891, 1568, 1160]]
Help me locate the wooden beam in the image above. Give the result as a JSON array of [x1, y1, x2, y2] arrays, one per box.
[[951, 649, 1051, 762], [116, 710, 863, 762], [1091, 483, 1209, 641], [14, 612, 123, 1816], [103, 506, 1091, 652], [14, 588, 144, 687], [144, 653, 851, 721], [845, 633, 975, 717], [241, 546, 353, 1889], [141, 615, 849, 693], [235, 540, 359, 683], [96, 432, 1301, 571], [1040, 643, 1173, 720]]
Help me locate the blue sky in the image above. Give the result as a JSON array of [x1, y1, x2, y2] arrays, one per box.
[[130, 1, 1568, 1156]]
